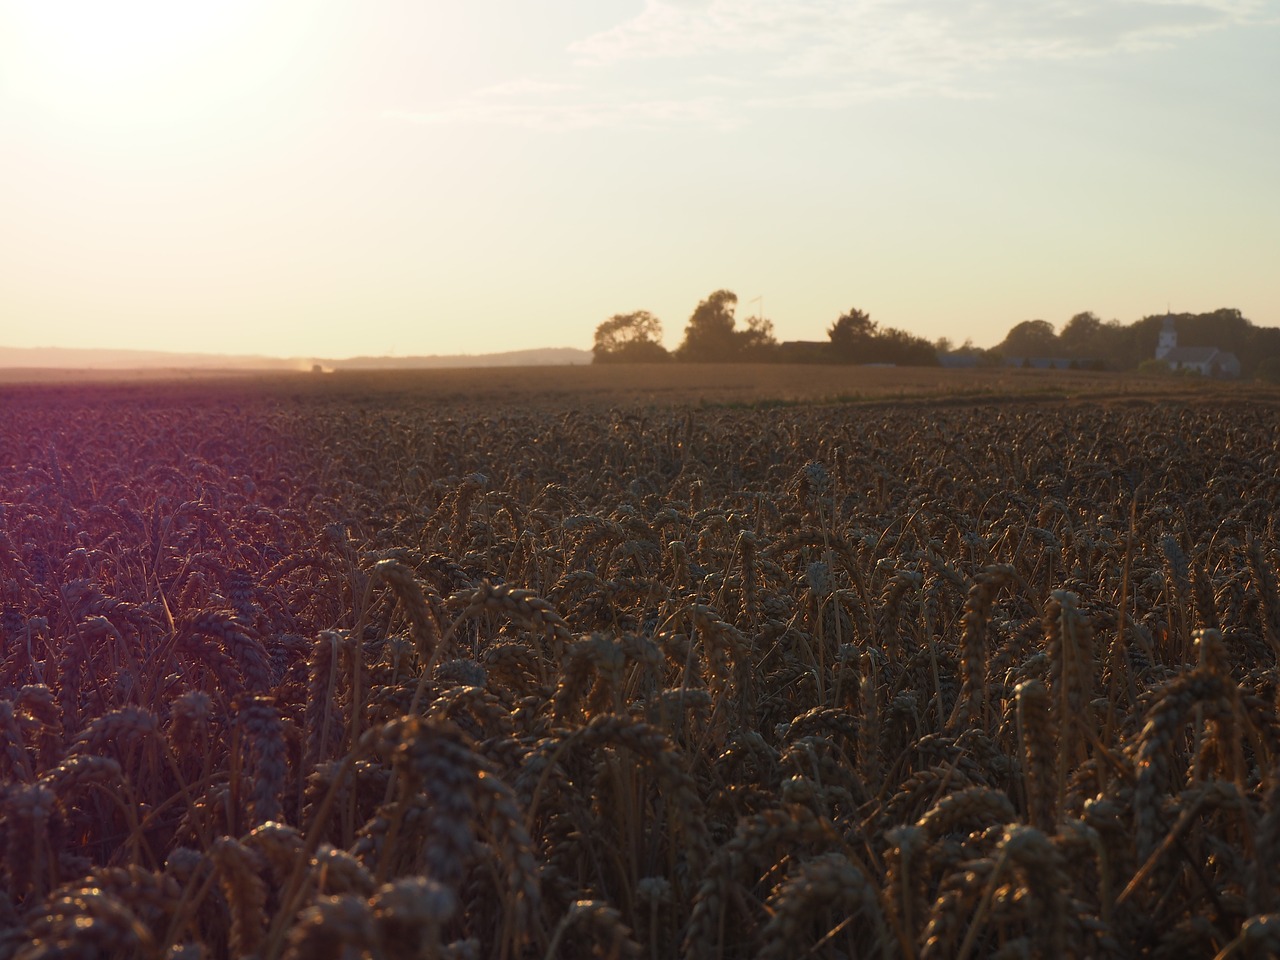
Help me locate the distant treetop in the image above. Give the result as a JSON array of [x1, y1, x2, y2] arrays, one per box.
[[592, 311, 670, 363], [676, 290, 778, 362], [589, 294, 1276, 376]]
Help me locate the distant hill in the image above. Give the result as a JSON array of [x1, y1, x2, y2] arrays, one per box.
[[0, 345, 592, 370], [333, 348, 591, 369]]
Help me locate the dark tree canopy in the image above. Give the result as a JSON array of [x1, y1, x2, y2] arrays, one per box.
[[1058, 312, 1103, 352], [592, 311, 670, 363], [739, 315, 778, 360], [1256, 355, 1280, 383], [828, 308, 877, 361], [586, 295, 1270, 376], [677, 290, 739, 361], [1051, 311, 1126, 363], [997, 319, 1059, 357], [676, 290, 777, 361], [986, 307, 1273, 374], [873, 326, 939, 366], [827, 308, 937, 365]]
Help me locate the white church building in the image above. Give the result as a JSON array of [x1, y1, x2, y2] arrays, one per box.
[[1155, 316, 1241, 378]]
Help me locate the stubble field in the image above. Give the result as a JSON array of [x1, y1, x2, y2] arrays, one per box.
[[0, 361, 1232, 407], [1, 365, 1279, 958]]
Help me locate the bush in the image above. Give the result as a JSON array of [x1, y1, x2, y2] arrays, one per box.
[[1256, 356, 1280, 384], [1137, 359, 1170, 376]]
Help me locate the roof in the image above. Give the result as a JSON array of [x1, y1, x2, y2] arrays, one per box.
[[1163, 346, 1228, 364], [1002, 357, 1092, 369]]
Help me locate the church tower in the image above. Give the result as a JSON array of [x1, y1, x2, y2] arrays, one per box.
[[1156, 316, 1177, 359]]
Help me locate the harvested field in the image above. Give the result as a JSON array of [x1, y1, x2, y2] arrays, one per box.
[[0, 361, 1249, 409], [2, 374, 1279, 958]]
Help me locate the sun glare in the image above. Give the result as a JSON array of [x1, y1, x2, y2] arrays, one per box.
[[5, 0, 296, 125]]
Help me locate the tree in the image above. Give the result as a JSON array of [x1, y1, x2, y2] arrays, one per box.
[[676, 290, 741, 361], [1137, 358, 1170, 376], [828, 308, 877, 361], [1255, 356, 1280, 384], [592, 311, 670, 363], [875, 326, 939, 366], [1058, 312, 1103, 356], [1252, 330, 1280, 378], [997, 319, 1058, 357], [739, 315, 778, 360], [826, 308, 937, 365]]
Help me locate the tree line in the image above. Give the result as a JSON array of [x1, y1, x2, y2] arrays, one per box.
[[593, 293, 1280, 378], [592, 290, 935, 366], [989, 309, 1280, 378]]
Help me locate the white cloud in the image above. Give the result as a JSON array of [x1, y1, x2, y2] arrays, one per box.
[[572, 0, 1271, 73], [393, 0, 1278, 129]]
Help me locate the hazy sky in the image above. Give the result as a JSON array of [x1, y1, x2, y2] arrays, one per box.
[[2, 1, 1277, 358]]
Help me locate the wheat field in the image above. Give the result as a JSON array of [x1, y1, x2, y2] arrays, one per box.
[[1, 373, 1278, 958], [0, 361, 1230, 407]]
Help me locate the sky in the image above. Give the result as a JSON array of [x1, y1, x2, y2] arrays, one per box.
[[1, 0, 1278, 359]]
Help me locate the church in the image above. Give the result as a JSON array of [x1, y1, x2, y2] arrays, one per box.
[[1154, 316, 1241, 377]]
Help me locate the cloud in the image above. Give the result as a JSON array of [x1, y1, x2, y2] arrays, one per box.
[[393, 0, 1278, 130], [571, 0, 1271, 73]]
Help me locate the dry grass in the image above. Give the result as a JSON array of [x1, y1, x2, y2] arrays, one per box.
[[1, 381, 1279, 958]]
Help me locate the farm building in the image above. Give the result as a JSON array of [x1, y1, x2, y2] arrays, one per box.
[[1154, 316, 1241, 377], [777, 340, 831, 362], [938, 353, 981, 368], [1002, 357, 1105, 371]]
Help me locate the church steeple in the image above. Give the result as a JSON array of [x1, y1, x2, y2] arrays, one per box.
[[1156, 315, 1177, 359]]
